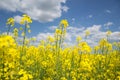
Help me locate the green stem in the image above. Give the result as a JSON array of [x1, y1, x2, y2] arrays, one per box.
[[2, 51, 5, 79], [22, 23, 27, 51], [56, 34, 58, 54], [20, 23, 27, 66], [7, 25, 11, 35]]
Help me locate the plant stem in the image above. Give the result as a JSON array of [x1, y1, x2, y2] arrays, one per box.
[[22, 23, 27, 51], [7, 25, 11, 35], [2, 51, 5, 79]]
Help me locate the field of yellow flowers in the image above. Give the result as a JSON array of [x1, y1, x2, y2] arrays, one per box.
[[0, 14, 120, 80]]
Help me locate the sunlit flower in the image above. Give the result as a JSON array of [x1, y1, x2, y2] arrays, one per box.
[[21, 32, 25, 36], [55, 29, 62, 35], [0, 18, 120, 80], [76, 36, 82, 42], [20, 14, 32, 25], [28, 29, 31, 33], [13, 28, 19, 37], [47, 36, 55, 43], [85, 30, 90, 37], [60, 19, 69, 28], [106, 30, 112, 36], [6, 17, 15, 26]]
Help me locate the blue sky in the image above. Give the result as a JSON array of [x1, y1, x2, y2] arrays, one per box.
[[0, 0, 120, 46]]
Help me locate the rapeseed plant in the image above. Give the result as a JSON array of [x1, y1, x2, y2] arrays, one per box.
[[0, 16, 120, 80], [6, 17, 15, 35]]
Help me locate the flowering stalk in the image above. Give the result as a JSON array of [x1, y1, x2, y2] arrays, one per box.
[[6, 17, 15, 35], [106, 30, 112, 42], [59, 19, 68, 49], [7, 25, 11, 35], [2, 51, 5, 79], [22, 22, 27, 49], [20, 14, 32, 51], [19, 14, 32, 68], [85, 30, 90, 41]]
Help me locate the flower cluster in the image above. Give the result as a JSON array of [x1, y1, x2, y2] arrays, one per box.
[[0, 17, 120, 80], [6, 18, 15, 26], [20, 14, 32, 25]]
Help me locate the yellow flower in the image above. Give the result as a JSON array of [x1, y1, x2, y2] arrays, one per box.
[[47, 36, 55, 42], [20, 14, 32, 25], [13, 28, 19, 37], [30, 37, 36, 42], [55, 29, 62, 35], [0, 35, 16, 48], [26, 24, 30, 28], [99, 38, 108, 47], [18, 69, 26, 75], [60, 77, 67, 80], [28, 29, 31, 33], [76, 36, 82, 42], [41, 61, 47, 68], [70, 71, 76, 77], [60, 19, 69, 28], [21, 32, 25, 36], [13, 28, 18, 32], [8, 62, 15, 68], [78, 42, 91, 53], [94, 46, 99, 51], [19, 27, 23, 30], [85, 30, 90, 36], [6, 17, 15, 26], [106, 30, 112, 36]]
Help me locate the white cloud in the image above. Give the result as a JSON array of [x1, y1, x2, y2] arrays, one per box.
[[14, 15, 22, 23], [0, 0, 20, 12], [111, 32, 120, 41], [104, 22, 113, 27], [88, 15, 93, 18], [65, 33, 72, 41], [106, 10, 111, 13], [66, 25, 120, 47], [104, 22, 113, 29], [35, 32, 54, 41], [62, 6, 69, 12], [49, 26, 58, 31], [86, 25, 101, 34], [0, 0, 68, 22], [30, 25, 120, 47]]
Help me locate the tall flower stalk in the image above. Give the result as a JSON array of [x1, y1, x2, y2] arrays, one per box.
[[106, 30, 112, 42], [85, 30, 90, 41], [54, 20, 68, 79], [6, 17, 15, 35], [19, 14, 32, 66], [55, 19, 69, 54], [20, 14, 32, 50]]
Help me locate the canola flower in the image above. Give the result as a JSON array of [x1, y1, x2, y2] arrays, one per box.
[[106, 30, 112, 41], [20, 14, 32, 50], [20, 14, 32, 25], [13, 28, 19, 37], [6, 17, 15, 26], [85, 30, 90, 37], [0, 16, 120, 80], [55, 29, 62, 35], [57, 20, 69, 48], [76, 36, 82, 45], [6, 17, 15, 35], [106, 30, 112, 36], [76, 36, 82, 42], [60, 19, 69, 28]]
